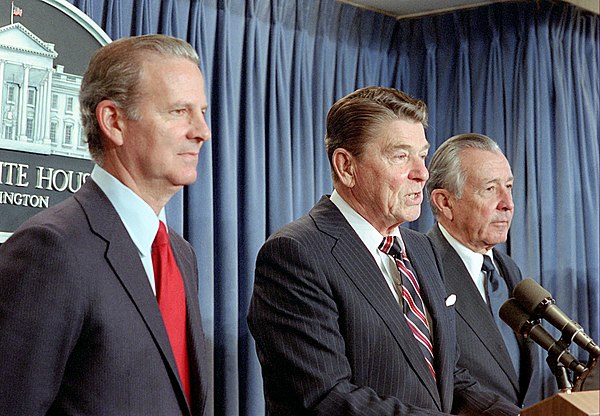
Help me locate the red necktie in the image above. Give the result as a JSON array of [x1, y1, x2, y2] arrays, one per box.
[[152, 221, 191, 403]]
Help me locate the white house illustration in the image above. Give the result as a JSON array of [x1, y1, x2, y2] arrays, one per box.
[[0, 22, 90, 159]]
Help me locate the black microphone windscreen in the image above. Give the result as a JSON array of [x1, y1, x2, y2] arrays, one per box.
[[500, 298, 587, 375], [499, 298, 530, 334], [513, 277, 552, 315]]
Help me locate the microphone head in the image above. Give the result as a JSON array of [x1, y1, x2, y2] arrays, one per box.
[[513, 277, 553, 316], [499, 298, 531, 335]]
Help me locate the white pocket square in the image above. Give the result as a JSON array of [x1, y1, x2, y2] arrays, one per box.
[[445, 294, 457, 307]]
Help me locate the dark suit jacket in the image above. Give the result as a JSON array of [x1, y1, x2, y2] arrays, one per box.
[[248, 196, 520, 415], [0, 179, 208, 415], [427, 224, 541, 408]]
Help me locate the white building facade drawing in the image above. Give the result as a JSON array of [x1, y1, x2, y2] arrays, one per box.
[[0, 23, 90, 159]]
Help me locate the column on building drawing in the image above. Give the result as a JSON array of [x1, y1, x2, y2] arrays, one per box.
[[46, 68, 53, 147], [36, 69, 52, 147], [18, 64, 30, 142]]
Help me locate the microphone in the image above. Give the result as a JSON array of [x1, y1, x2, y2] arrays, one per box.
[[512, 278, 600, 358], [499, 298, 587, 376]]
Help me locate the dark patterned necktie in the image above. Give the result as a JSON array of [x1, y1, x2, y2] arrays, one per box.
[[379, 236, 436, 379], [152, 221, 191, 403], [482, 255, 520, 379]]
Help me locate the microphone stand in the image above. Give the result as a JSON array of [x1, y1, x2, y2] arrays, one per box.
[[548, 360, 572, 393], [573, 356, 598, 391], [546, 338, 574, 392]]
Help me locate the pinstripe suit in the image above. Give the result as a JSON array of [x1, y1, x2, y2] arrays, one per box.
[[427, 224, 541, 408], [248, 196, 520, 415]]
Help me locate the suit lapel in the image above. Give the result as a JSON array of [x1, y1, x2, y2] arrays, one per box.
[[430, 226, 519, 391], [311, 197, 441, 407], [74, 180, 190, 413]]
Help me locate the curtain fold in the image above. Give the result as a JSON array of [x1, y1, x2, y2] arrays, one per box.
[[67, 0, 599, 412], [132, 0, 155, 35], [237, 1, 269, 414]]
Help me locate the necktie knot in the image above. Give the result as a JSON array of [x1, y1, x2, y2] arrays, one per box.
[[482, 255, 499, 291], [378, 236, 404, 259], [153, 221, 170, 248]]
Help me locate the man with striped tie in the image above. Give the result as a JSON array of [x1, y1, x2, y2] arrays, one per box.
[[248, 87, 520, 415]]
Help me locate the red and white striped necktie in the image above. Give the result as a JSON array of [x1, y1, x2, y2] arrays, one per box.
[[379, 236, 436, 379]]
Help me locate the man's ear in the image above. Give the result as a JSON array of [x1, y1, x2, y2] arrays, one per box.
[[331, 148, 356, 188], [96, 100, 125, 147], [430, 189, 454, 221]]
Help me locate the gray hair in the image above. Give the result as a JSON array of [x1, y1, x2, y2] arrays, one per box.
[[79, 34, 200, 163], [324, 86, 428, 182], [426, 133, 502, 217]]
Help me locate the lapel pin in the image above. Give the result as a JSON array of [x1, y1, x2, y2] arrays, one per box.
[[445, 294, 457, 307]]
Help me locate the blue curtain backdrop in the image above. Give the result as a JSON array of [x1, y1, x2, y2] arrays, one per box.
[[67, 0, 599, 414]]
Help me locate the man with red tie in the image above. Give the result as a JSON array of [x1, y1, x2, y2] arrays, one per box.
[[0, 34, 211, 415]]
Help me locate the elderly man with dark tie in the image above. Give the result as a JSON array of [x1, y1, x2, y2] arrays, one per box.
[[426, 133, 542, 410]]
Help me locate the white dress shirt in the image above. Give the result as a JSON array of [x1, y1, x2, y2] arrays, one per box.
[[91, 165, 166, 295], [438, 223, 496, 302], [330, 190, 404, 303]]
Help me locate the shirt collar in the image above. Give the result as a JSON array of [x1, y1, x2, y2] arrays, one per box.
[[330, 190, 404, 255], [438, 223, 494, 279], [91, 165, 166, 257]]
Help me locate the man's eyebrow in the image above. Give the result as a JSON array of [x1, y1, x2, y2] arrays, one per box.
[[482, 176, 514, 185], [388, 142, 430, 152]]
